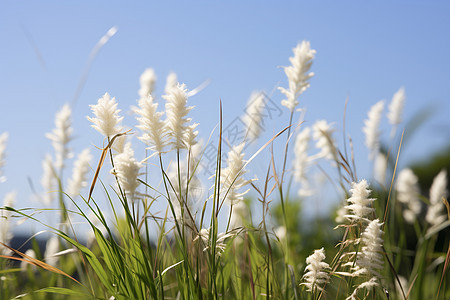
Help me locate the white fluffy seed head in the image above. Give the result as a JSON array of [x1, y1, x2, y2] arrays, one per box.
[[138, 68, 157, 99], [113, 143, 142, 201], [111, 134, 127, 154], [20, 249, 37, 272], [166, 140, 204, 209], [388, 87, 405, 127], [184, 123, 199, 149], [335, 205, 348, 224], [429, 170, 448, 206], [167, 161, 197, 227], [87, 93, 123, 138], [353, 219, 384, 278], [0, 191, 15, 255], [67, 148, 92, 197], [45, 103, 73, 170], [229, 201, 249, 230], [0, 132, 8, 181], [312, 120, 336, 161], [165, 72, 178, 95], [275, 226, 287, 241], [302, 248, 330, 293], [220, 142, 253, 205], [163, 83, 194, 149], [194, 228, 233, 255], [373, 152, 388, 185], [45, 236, 60, 267], [135, 95, 168, 154], [293, 127, 311, 183], [279, 41, 316, 112], [395, 168, 421, 224], [41, 154, 56, 205], [344, 179, 376, 223], [346, 277, 380, 300], [426, 170, 448, 227], [363, 100, 384, 160], [242, 91, 265, 141]]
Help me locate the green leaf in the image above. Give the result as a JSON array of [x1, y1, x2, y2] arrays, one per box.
[[56, 231, 111, 289]]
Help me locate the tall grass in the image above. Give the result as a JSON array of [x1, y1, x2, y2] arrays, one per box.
[[0, 41, 449, 300]]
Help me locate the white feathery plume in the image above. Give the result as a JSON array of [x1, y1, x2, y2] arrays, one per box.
[[45, 103, 73, 170], [184, 123, 199, 149], [344, 179, 376, 223], [20, 249, 37, 272], [395, 168, 421, 224], [373, 152, 388, 185], [187, 139, 204, 174], [335, 205, 348, 224], [229, 201, 249, 230], [293, 127, 311, 183], [387, 87, 405, 139], [301, 248, 330, 293], [167, 162, 195, 225], [220, 142, 254, 205], [138, 68, 157, 99], [0, 191, 15, 255], [165, 72, 178, 95], [163, 83, 194, 149], [67, 148, 92, 197], [346, 277, 380, 300], [87, 93, 123, 138], [112, 134, 127, 154], [183, 141, 205, 208], [352, 219, 384, 278], [166, 142, 204, 226], [302, 172, 324, 198], [242, 91, 265, 141], [171, 160, 203, 203], [346, 219, 384, 299], [194, 228, 234, 255], [41, 154, 57, 205], [395, 276, 409, 299], [275, 226, 287, 241], [113, 143, 142, 201], [135, 95, 168, 154], [279, 41, 316, 112], [426, 170, 448, 227], [294, 127, 314, 196], [0, 132, 8, 181], [44, 235, 60, 267], [312, 120, 336, 161], [362, 100, 384, 160]]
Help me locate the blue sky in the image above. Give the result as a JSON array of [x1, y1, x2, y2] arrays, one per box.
[[1, 1, 449, 230]]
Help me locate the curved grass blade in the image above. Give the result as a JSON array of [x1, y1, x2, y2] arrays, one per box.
[[0, 242, 82, 286], [88, 130, 131, 203]]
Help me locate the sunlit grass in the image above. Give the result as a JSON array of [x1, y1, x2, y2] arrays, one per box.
[[0, 40, 449, 300]]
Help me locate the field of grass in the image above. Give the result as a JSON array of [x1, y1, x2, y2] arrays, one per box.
[[0, 40, 449, 300]]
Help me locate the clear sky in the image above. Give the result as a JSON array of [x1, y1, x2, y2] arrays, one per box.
[[1, 1, 449, 232]]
